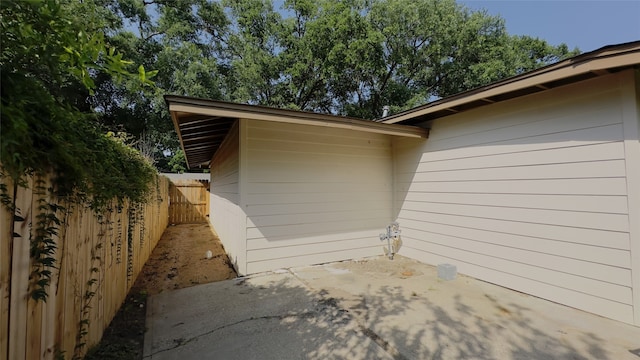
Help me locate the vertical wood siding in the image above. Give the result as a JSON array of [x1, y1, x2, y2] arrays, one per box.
[[210, 121, 244, 271], [244, 120, 393, 274], [0, 175, 169, 360], [393, 72, 638, 325]]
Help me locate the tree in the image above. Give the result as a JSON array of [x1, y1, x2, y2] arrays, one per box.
[[220, 0, 578, 119], [278, 0, 382, 113], [167, 150, 187, 173], [350, 0, 579, 118], [223, 0, 285, 106], [1, 0, 156, 205], [49, 0, 579, 172], [84, 0, 230, 171]]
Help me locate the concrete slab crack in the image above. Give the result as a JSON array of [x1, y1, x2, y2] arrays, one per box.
[[358, 324, 409, 360], [143, 312, 316, 359]]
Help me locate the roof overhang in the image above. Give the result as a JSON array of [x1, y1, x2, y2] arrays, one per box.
[[166, 96, 429, 169], [382, 41, 640, 125]]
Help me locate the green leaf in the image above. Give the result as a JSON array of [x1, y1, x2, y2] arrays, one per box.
[[138, 65, 146, 82]]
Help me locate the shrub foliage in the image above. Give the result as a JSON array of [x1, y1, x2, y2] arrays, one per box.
[[1, 0, 156, 207]]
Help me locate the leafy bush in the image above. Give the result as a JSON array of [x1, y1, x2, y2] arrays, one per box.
[[1, 0, 156, 208]]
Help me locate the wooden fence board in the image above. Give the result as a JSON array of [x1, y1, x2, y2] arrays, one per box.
[[0, 175, 169, 360], [169, 179, 209, 224], [25, 292, 43, 360], [8, 177, 33, 360], [0, 176, 13, 360], [39, 175, 59, 360]]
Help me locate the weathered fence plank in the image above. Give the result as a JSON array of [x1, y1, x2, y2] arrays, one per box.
[[0, 175, 169, 360], [8, 177, 33, 360], [0, 177, 13, 360], [168, 179, 209, 224]]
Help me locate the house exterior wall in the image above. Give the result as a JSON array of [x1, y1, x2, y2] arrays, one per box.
[[210, 120, 245, 271], [623, 69, 640, 325], [243, 119, 393, 274], [393, 70, 640, 325]]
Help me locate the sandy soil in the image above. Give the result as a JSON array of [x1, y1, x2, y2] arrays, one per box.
[[134, 223, 237, 295], [86, 222, 236, 360]]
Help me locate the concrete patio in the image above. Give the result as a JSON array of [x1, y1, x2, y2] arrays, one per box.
[[143, 256, 640, 359]]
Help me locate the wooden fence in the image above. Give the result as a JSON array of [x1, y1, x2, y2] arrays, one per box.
[[168, 179, 209, 224], [0, 174, 169, 360]]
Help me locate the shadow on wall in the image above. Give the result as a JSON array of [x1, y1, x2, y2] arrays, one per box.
[[389, 77, 637, 324], [391, 99, 628, 221], [241, 150, 395, 242], [144, 270, 617, 360]]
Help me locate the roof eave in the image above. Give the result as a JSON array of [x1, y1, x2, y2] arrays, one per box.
[[382, 41, 640, 125], [166, 97, 429, 169]]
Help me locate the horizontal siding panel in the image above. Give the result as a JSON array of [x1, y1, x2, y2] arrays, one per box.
[[212, 159, 238, 174], [412, 141, 625, 172], [211, 197, 243, 268], [212, 170, 238, 185], [399, 218, 630, 267], [248, 138, 390, 156], [248, 162, 391, 183], [213, 182, 238, 191], [246, 200, 388, 217], [426, 86, 620, 143], [248, 120, 391, 143], [401, 201, 629, 232], [249, 182, 391, 195], [214, 150, 238, 164], [426, 105, 620, 152], [246, 218, 388, 239], [246, 209, 390, 228], [247, 229, 381, 250], [213, 190, 238, 198], [409, 159, 626, 182], [248, 149, 390, 165], [213, 193, 238, 206], [246, 246, 381, 274], [243, 120, 393, 274], [402, 228, 631, 287], [213, 166, 238, 180], [247, 191, 392, 206], [404, 177, 628, 196], [393, 75, 633, 324], [399, 192, 629, 214], [403, 248, 634, 324], [214, 150, 237, 163], [392, 139, 425, 166], [247, 237, 379, 262], [398, 210, 630, 250], [210, 121, 243, 270], [404, 237, 632, 304]]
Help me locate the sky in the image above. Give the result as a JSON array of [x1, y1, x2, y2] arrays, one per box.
[[459, 0, 640, 53]]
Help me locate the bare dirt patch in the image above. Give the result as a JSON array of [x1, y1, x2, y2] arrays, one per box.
[[86, 223, 236, 360], [135, 223, 237, 295]]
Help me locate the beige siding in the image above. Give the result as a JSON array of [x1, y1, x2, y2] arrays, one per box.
[[394, 72, 638, 324], [244, 120, 393, 274], [210, 121, 245, 271], [622, 69, 640, 325]]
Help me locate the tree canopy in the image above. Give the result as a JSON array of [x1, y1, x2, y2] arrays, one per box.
[[3, 0, 580, 172]]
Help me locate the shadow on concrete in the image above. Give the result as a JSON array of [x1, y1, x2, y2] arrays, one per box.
[[143, 272, 393, 360], [290, 257, 638, 360], [352, 285, 608, 359], [144, 257, 640, 360]]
